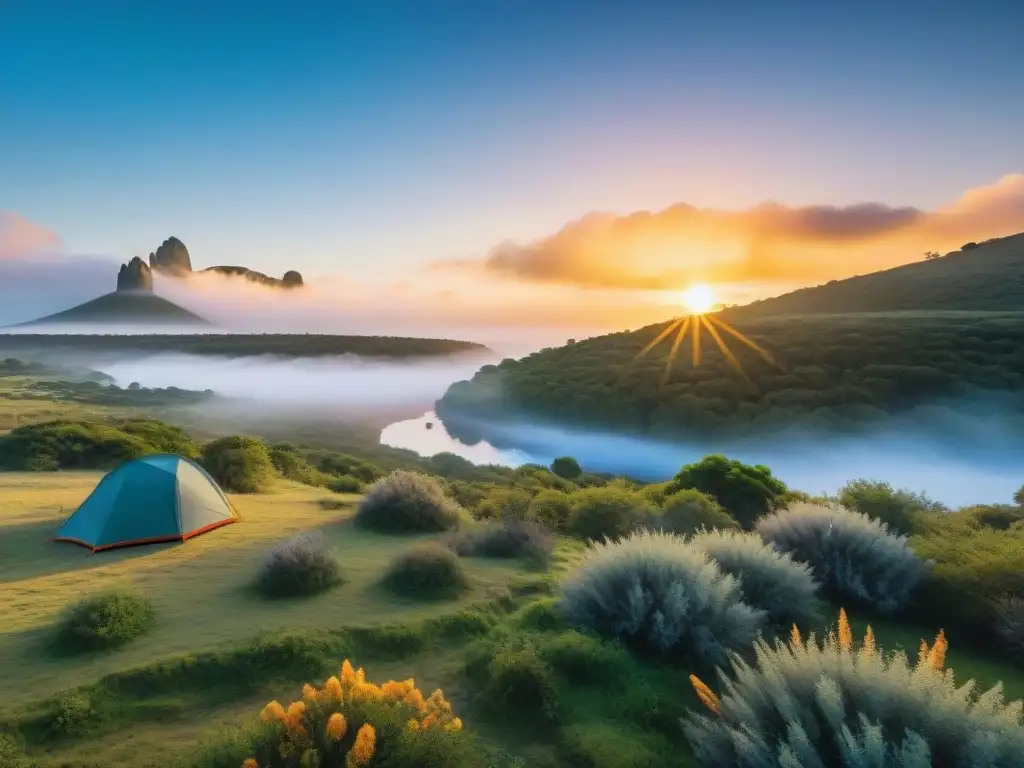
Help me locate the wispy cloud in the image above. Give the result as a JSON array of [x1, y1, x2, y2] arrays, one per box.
[[435, 174, 1024, 289]]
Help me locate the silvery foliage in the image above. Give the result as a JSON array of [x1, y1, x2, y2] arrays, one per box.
[[558, 529, 764, 666], [689, 528, 819, 627], [757, 502, 925, 614], [684, 631, 1024, 767]]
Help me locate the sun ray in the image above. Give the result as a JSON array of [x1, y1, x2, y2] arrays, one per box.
[[661, 315, 691, 384], [636, 317, 684, 360], [701, 314, 753, 383], [705, 314, 784, 369], [692, 315, 702, 367]]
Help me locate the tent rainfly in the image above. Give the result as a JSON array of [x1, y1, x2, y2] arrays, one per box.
[[54, 454, 237, 552]]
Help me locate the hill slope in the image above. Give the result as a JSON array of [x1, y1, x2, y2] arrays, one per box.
[[722, 232, 1024, 317], [14, 291, 211, 327]]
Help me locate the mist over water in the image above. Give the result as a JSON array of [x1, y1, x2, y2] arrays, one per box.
[[382, 411, 1024, 507]]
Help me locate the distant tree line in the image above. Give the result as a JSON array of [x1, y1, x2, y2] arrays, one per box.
[[0, 334, 488, 360]]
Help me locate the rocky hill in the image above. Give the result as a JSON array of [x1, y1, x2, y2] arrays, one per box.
[[149, 236, 303, 288]]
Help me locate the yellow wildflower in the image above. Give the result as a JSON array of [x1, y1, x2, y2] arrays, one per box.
[[324, 676, 343, 700], [421, 713, 438, 729], [444, 717, 463, 732], [287, 700, 307, 723], [242, 760, 259, 768], [404, 687, 426, 712], [689, 674, 721, 716], [341, 660, 357, 686], [790, 623, 803, 648], [862, 625, 876, 656], [926, 629, 948, 671], [346, 724, 376, 767], [326, 712, 348, 742], [302, 683, 318, 701], [918, 639, 931, 668], [260, 700, 287, 723], [407, 718, 421, 732], [838, 608, 853, 652]]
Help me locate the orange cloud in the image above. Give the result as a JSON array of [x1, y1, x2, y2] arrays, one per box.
[[438, 174, 1024, 289]]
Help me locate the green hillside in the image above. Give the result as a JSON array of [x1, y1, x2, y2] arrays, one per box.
[[438, 235, 1024, 441], [722, 232, 1024, 318], [15, 291, 210, 327]]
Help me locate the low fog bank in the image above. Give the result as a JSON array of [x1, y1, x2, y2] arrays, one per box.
[[99, 352, 492, 414], [385, 411, 1024, 507]]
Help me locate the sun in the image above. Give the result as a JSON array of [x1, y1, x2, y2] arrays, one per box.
[[680, 283, 716, 315]]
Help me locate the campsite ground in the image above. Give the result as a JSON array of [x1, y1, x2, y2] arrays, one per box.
[[3, 473, 1024, 767]]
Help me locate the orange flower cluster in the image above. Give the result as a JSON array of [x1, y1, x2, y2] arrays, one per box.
[[242, 659, 462, 768]]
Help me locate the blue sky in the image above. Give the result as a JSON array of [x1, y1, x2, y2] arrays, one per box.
[[1, 0, 1022, 281]]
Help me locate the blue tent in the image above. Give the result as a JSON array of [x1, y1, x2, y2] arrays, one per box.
[[54, 454, 237, 552]]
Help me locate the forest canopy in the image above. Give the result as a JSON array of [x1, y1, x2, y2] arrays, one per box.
[[437, 314, 1024, 441]]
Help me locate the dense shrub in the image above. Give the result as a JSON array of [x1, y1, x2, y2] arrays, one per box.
[[355, 471, 462, 533], [0, 418, 198, 471], [327, 475, 363, 494], [685, 609, 1024, 767], [201, 435, 276, 493], [471, 487, 532, 521], [231, 660, 478, 768], [467, 635, 559, 724], [527, 489, 573, 532], [838, 478, 945, 535], [558, 530, 764, 666], [911, 524, 1024, 640], [382, 544, 469, 600], [550, 456, 582, 480], [535, 630, 631, 684], [653, 489, 740, 534], [757, 502, 924, 615], [954, 504, 1024, 531], [666, 454, 788, 529], [689, 529, 818, 627], [1015, 485, 1024, 506], [441, 480, 489, 510], [566, 486, 650, 541], [269, 446, 333, 488], [994, 594, 1024, 661], [256, 532, 343, 599], [448, 519, 553, 565], [49, 691, 96, 736], [0, 733, 32, 768], [54, 589, 155, 653]]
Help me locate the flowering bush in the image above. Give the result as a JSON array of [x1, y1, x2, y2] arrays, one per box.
[[256, 532, 343, 599], [757, 502, 924, 614], [685, 609, 1024, 767], [239, 660, 472, 768], [355, 471, 462, 533], [688, 529, 818, 628], [558, 530, 764, 666]]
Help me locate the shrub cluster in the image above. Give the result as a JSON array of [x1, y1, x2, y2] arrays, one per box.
[[685, 609, 1024, 767], [666, 454, 788, 529], [448, 518, 553, 565], [566, 485, 651, 541], [651, 489, 739, 535], [688, 529, 818, 628], [256, 532, 343, 599], [382, 544, 469, 600], [201, 435, 277, 493], [757, 502, 924, 615], [0, 418, 199, 471], [527, 489, 573, 532], [837, 478, 946, 535], [231, 660, 476, 768], [53, 589, 155, 654], [355, 471, 462, 533], [558, 530, 764, 666]]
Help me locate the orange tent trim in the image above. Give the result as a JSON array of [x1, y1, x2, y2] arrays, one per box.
[[54, 517, 237, 553]]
